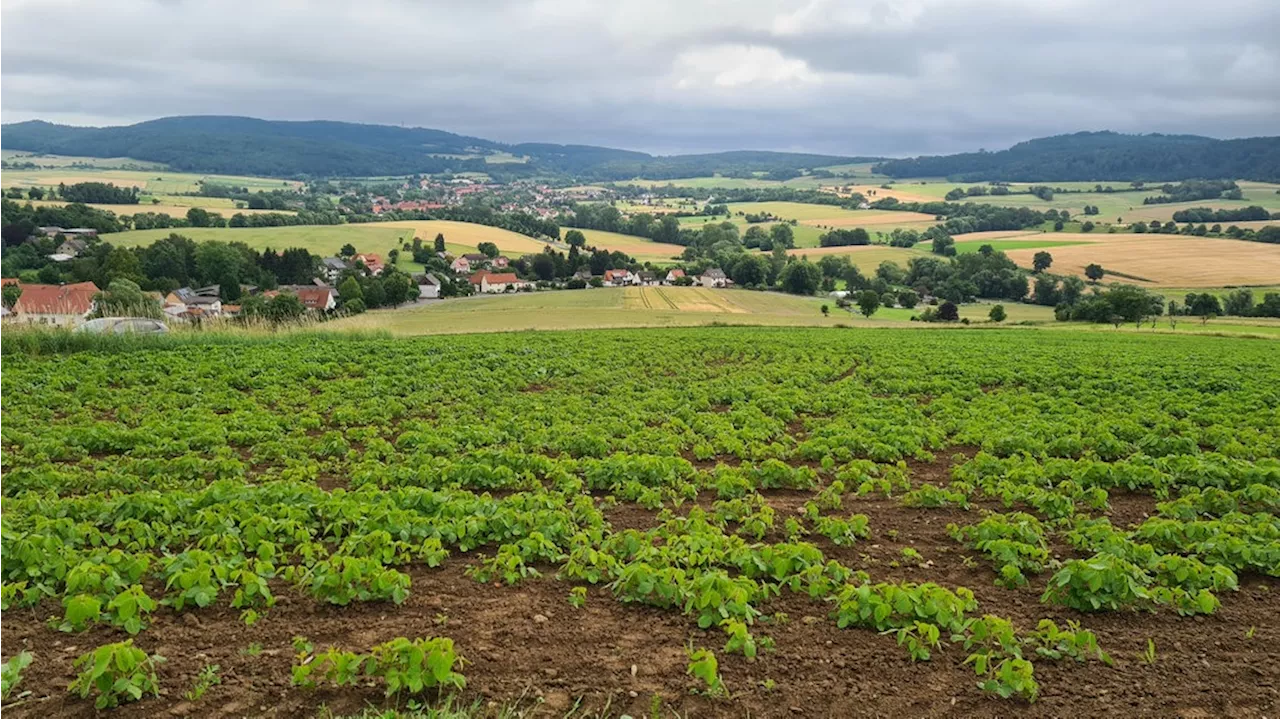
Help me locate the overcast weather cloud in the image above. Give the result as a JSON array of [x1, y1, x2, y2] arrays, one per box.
[[2, 0, 1278, 156]]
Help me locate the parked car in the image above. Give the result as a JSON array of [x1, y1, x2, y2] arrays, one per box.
[[74, 317, 169, 334]]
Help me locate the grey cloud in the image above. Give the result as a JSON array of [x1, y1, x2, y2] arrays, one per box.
[[2, 0, 1277, 157]]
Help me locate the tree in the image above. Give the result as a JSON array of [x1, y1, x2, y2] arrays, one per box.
[[1033, 275, 1059, 306], [28, 187, 45, 200], [388, 249, 400, 265], [856, 290, 880, 318], [1084, 264, 1105, 282], [1081, 221, 1095, 233], [433, 233, 446, 254], [364, 279, 386, 308], [564, 230, 586, 248], [186, 207, 212, 228], [929, 229, 955, 256], [340, 244, 357, 258], [742, 225, 768, 249], [2, 283, 23, 309], [1053, 220, 1065, 231], [1166, 299, 1179, 329], [1185, 292, 1221, 324], [937, 301, 960, 321], [880, 291, 897, 309], [897, 289, 919, 309], [778, 261, 821, 295], [730, 254, 768, 287], [820, 304, 830, 317], [1032, 251, 1053, 273], [531, 253, 555, 281], [1223, 289, 1254, 316], [989, 304, 1007, 322], [338, 276, 363, 304], [381, 273, 415, 306], [1060, 275, 1086, 305], [477, 242, 499, 258], [92, 278, 161, 318], [769, 223, 795, 250]]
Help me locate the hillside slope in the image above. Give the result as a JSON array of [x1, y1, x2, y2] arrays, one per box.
[[0, 116, 864, 180], [872, 131, 1280, 182]]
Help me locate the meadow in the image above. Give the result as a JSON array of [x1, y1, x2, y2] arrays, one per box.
[[0, 166, 300, 194], [1, 327, 1276, 718]]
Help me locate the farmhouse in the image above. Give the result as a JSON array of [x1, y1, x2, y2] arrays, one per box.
[[573, 268, 594, 282], [450, 256, 472, 274], [636, 271, 657, 286], [38, 227, 98, 239], [415, 273, 442, 300], [603, 269, 633, 287], [353, 253, 384, 275], [471, 271, 530, 294], [700, 268, 729, 288], [292, 286, 337, 312], [57, 238, 89, 257], [8, 281, 99, 327], [492, 256, 510, 269], [164, 287, 222, 319], [665, 269, 686, 284], [320, 257, 349, 283]]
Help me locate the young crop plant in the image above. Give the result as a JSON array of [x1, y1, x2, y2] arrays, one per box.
[[568, 586, 587, 608], [292, 637, 465, 696], [901, 483, 970, 510], [887, 621, 942, 661], [949, 512, 1051, 588], [1041, 553, 1153, 612], [685, 645, 728, 698], [184, 664, 221, 701], [814, 513, 871, 546], [1024, 620, 1112, 665], [68, 640, 164, 709], [2, 651, 33, 700], [294, 556, 411, 605]]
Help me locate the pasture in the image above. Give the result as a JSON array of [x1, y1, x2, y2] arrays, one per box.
[[26, 199, 295, 217], [568, 229, 687, 263], [0, 166, 301, 194]]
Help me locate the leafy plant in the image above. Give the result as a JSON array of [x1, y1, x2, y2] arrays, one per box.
[[685, 645, 727, 697], [67, 640, 164, 709], [568, 586, 587, 609], [2, 651, 33, 700], [185, 664, 221, 701]]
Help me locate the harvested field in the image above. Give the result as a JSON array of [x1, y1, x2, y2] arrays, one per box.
[[1006, 236, 1280, 287]]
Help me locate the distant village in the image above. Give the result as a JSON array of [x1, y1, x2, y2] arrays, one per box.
[[2, 223, 732, 328]]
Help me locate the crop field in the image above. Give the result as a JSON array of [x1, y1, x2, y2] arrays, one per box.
[[621, 175, 839, 191], [108, 223, 512, 264], [374, 221, 558, 256], [784, 244, 929, 268], [0, 328, 1277, 718], [329, 287, 842, 335], [569, 229, 687, 263], [27, 199, 296, 217], [1004, 235, 1280, 287], [0, 167, 301, 194], [0, 152, 167, 170]]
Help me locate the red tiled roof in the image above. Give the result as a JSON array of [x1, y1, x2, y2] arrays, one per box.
[[483, 273, 519, 284], [668, 269, 685, 277], [293, 287, 334, 309], [12, 282, 98, 316], [469, 270, 491, 284]]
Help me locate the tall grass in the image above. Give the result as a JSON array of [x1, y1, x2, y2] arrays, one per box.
[[1, 322, 389, 357]]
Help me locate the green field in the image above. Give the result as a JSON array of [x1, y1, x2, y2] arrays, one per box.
[[0, 164, 300, 194], [953, 238, 1091, 254], [2, 326, 1277, 716]]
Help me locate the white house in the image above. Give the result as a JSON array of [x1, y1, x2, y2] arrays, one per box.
[[416, 273, 441, 299], [472, 271, 530, 294], [450, 256, 472, 274], [321, 257, 348, 283], [665, 269, 686, 284], [700, 268, 729, 288], [8, 281, 99, 327], [602, 269, 633, 287]]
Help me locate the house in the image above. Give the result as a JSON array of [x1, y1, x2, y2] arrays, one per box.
[[573, 268, 594, 282], [463, 253, 489, 268], [450, 256, 472, 274], [57, 238, 89, 256], [700, 268, 729, 288], [353, 253, 384, 275], [603, 269, 633, 287], [415, 273, 441, 300], [9, 282, 100, 326], [471, 271, 529, 294], [164, 287, 222, 319], [321, 257, 349, 283], [293, 286, 337, 312], [636, 271, 657, 286], [492, 256, 510, 269], [665, 269, 686, 284], [46, 253, 75, 263]]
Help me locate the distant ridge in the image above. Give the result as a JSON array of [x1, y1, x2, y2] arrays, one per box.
[[0, 116, 873, 180], [872, 131, 1280, 183]]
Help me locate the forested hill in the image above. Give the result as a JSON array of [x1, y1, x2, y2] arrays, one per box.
[[872, 132, 1280, 182], [0, 116, 869, 180]]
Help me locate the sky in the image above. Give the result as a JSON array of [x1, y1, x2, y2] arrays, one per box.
[[2, 0, 1278, 157]]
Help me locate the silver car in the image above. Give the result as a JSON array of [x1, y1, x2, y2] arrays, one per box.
[[74, 317, 170, 334]]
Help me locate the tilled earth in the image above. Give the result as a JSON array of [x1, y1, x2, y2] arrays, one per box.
[[3, 452, 1278, 719]]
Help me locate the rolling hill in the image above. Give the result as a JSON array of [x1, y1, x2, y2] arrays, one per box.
[[0, 116, 869, 181], [872, 131, 1280, 183]]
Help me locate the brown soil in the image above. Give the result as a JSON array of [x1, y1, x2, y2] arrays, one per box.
[[3, 452, 1277, 719]]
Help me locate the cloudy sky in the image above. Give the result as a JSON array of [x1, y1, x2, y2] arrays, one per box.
[[2, 0, 1278, 157]]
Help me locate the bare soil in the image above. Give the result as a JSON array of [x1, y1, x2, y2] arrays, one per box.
[[3, 451, 1277, 719]]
